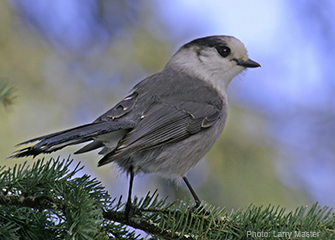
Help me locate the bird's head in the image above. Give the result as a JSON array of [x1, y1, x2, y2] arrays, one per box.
[[166, 35, 260, 92]]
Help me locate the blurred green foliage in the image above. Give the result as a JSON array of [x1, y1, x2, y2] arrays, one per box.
[[0, 81, 16, 109]]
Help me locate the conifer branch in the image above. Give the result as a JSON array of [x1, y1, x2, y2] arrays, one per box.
[[1, 157, 334, 239], [0, 194, 60, 210]]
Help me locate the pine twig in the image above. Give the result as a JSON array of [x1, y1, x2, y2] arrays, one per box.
[[1, 157, 334, 239]]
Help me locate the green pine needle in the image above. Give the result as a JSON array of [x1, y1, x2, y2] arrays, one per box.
[[1, 157, 334, 239]]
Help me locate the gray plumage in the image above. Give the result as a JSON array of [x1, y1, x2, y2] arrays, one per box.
[[12, 69, 226, 177], [10, 35, 260, 212]]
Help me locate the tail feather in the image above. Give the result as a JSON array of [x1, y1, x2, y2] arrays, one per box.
[[10, 121, 134, 158], [74, 141, 104, 154]]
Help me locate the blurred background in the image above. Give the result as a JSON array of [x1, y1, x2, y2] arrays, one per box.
[[1, 0, 335, 213]]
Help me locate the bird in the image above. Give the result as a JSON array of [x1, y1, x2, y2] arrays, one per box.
[[10, 35, 260, 219]]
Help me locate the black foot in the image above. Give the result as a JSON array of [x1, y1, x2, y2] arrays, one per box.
[[125, 202, 136, 224], [189, 203, 210, 215]]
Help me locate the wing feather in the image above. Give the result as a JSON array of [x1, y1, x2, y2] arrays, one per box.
[[98, 101, 222, 166]]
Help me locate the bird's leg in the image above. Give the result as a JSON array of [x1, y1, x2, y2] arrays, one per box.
[[125, 166, 135, 223], [183, 176, 209, 214], [183, 176, 201, 208]]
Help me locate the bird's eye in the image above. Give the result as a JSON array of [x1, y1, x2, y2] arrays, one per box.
[[217, 46, 231, 58]]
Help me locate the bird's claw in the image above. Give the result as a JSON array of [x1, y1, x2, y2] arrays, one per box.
[[189, 203, 210, 215], [125, 202, 136, 224]]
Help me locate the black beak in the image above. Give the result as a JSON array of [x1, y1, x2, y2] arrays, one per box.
[[234, 58, 261, 68]]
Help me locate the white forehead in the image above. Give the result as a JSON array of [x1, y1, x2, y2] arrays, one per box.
[[221, 36, 248, 57]]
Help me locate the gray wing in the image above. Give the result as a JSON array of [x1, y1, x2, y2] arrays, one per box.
[[94, 92, 139, 123], [74, 91, 139, 154], [98, 93, 224, 166]]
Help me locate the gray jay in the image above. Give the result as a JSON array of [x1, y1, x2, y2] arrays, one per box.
[[11, 35, 260, 218]]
